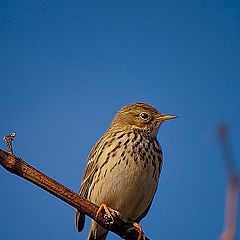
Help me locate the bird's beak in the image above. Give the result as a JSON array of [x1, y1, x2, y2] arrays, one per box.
[[157, 114, 178, 121]]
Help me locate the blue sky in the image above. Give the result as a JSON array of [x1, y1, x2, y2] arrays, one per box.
[[0, 1, 240, 239]]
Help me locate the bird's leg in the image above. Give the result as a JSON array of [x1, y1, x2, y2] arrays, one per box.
[[96, 203, 120, 225], [125, 222, 145, 240]]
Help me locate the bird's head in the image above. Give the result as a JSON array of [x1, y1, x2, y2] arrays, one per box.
[[110, 102, 177, 136]]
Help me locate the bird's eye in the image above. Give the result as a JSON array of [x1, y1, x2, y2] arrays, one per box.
[[139, 112, 149, 120]]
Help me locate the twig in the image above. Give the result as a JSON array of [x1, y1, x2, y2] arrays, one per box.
[[0, 148, 150, 240], [3, 132, 16, 154]]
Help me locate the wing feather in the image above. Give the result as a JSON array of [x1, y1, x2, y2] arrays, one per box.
[[75, 133, 108, 231]]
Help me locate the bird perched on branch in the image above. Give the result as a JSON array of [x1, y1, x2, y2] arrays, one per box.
[[76, 102, 177, 240]]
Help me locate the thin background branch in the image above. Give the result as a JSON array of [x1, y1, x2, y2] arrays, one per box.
[[218, 125, 239, 240]]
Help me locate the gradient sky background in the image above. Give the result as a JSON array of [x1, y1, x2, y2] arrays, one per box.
[[1, 1, 240, 240]]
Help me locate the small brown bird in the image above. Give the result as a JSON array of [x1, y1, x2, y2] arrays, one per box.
[[76, 102, 177, 240]]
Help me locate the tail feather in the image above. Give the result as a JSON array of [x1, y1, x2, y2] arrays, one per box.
[[75, 210, 85, 232], [88, 221, 108, 240]]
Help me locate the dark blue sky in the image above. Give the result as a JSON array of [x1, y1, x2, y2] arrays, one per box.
[[1, 1, 240, 239]]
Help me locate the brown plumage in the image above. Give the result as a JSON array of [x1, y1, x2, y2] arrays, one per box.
[[76, 102, 177, 240]]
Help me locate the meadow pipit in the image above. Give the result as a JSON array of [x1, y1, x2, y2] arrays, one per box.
[[76, 102, 177, 240]]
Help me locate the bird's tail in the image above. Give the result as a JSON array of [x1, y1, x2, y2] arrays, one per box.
[[75, 210, 85, 232], [88, 221, 108, 240]]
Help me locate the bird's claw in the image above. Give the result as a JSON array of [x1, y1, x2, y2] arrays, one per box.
[[96, 203, 120, 225], [125, 222, 146, 240]]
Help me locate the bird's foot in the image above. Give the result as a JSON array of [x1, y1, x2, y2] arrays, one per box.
[[96, 203, 120, 225], [134, 223, 145, 240], [125, 222, 145, 240]]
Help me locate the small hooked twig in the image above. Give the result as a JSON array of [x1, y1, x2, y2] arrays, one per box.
[[3, 132, 16, 154]]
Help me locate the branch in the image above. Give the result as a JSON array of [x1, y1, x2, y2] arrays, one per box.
[[0, 148, 150, 240]]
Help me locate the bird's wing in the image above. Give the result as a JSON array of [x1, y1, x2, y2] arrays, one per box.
[[75, 134, 107, 232], [79, 134, 107, 198]]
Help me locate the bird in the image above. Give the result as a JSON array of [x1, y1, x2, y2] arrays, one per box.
[[75, 102, 177, 240]]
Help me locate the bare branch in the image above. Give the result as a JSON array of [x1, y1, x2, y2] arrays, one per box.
[[0, 148, 150, 240]]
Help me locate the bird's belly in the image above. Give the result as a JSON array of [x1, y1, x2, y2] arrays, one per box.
[[89, 157, 159, 221]]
